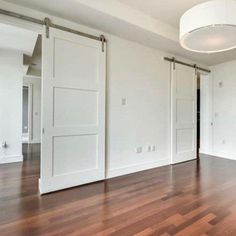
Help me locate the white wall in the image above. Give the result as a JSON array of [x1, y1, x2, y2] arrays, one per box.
[[24, 76, 41, 143], [210, 60, 236, 160], [0, 49, 23, 164], [106, 36, 171, 177], [200, 60, 236, 160]]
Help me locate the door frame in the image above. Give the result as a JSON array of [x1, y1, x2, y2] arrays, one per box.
[[199, 72, 213, 155]]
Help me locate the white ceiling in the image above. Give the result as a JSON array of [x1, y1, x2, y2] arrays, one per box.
[[118, 0, 208, 27], [0, 23, 38, 56], [3, 0, 236, 66]]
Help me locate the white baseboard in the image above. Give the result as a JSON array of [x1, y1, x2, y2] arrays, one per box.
[[0, 155, 23, 164], [199, 149, 213, 156], [211, 152, 236, 161], [171, 157, 196, 165], [29, 140, 41, 144], [200, 150, 236, 161], [106, 159, 170, 179]]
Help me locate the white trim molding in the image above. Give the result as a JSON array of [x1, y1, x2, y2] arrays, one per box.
[[106, 159, 170, 179], [200, 150, 236, 161], [199, 149, 213, 156], [29, 140, 41, 144], [212, 152, 236, 161], [0, 155, 23, 164]]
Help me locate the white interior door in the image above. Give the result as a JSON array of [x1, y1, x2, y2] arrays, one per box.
[[171, 63, 197, 164], [40, 28, 106, 194]]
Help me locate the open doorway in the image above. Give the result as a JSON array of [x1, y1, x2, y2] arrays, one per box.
[[198, 73, 212, 157], [22, 35, 42, 145], [0, 22, 42, 184], [196, 72, 211, 160], [197, 73, 201, 158], [22, 85, 31, 143]]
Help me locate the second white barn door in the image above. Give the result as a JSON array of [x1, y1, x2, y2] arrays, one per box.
[[40, 28, 106, 194], [171, 63, 197, 164]]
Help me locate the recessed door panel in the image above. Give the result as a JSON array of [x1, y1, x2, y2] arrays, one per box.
[[176, 69, 194, 97], [176, 99, 194, 124], [53, 87, 98, 127], [177, 129, 194, 153], [54, 38, 99, 87], [53, 135, 98, 176]]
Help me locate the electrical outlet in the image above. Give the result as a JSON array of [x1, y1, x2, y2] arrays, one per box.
[[147, 146, 152, 152], [121, 98, 127, 106], [218, 82, 223, 88], [152, 145, 156, 152], [2, 141, 8, 149], [136, 147, 142, 154]]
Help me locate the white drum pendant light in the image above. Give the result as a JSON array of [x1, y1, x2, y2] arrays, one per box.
[[180, 0, 236, 53]]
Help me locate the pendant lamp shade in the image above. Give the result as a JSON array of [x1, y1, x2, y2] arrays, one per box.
[[180, 0, 236, 53]]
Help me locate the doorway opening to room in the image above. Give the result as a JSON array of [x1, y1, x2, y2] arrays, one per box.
[[22, 35, 42, 145], [197, 73, 201, 159], [197, 72, 212, 159], [22, 85, 30, 143], [196, 72, 211, 160], [0, 22, 42, 192]]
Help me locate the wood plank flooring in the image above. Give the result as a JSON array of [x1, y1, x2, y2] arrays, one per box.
[[1, 144, 236, 235]]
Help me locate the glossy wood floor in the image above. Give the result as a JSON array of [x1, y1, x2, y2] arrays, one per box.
[[1, 144, 236, 235]]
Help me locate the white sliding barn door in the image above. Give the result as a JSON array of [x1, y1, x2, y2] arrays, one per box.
[[171, 63, 197, 164], [40, 28, 106, 194]]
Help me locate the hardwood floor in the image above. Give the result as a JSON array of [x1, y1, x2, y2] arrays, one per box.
[[1, 144, 236, 235]]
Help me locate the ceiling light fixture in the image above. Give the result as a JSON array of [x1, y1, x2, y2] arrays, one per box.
[[180, 0, 236, 53]]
